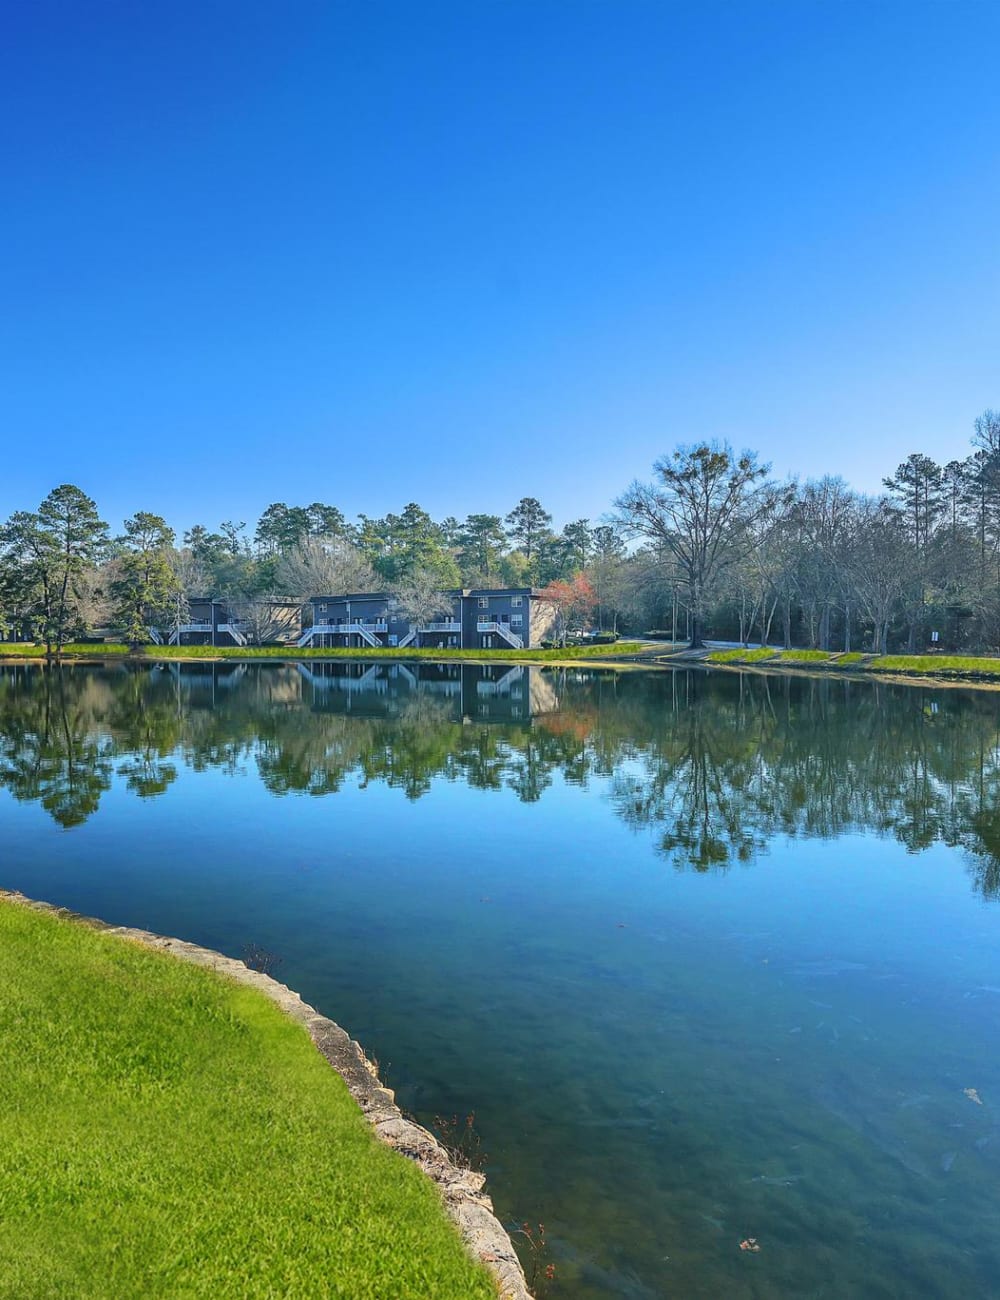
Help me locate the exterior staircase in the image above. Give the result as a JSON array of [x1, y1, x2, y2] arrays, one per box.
[[477, 621, 523, 649], [219, 622, 247, 647], [298, 622, 384, 648]]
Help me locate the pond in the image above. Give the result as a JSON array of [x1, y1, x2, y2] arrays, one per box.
[[2, 660, 1000, 1298]]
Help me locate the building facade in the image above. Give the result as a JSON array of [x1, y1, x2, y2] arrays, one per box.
[[165, 599, 301, 647], [298, 588, 556, 650]]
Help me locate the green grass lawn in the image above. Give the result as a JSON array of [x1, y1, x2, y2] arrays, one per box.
[[0, 640, 642, 663], [776, 648, 835, 662], [867, 654, 1000, 676], [706, 647, 1000, 678], [0, 899, 496, 1300], [707, 648, 840, 664], [0, 642, 129, 657], [705, 647, 778, 663]]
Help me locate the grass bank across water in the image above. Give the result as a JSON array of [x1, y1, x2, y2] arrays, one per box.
[[0, 896, 498, 1300], [0, 640, 643, 664], [706, 647, 1000, 680]]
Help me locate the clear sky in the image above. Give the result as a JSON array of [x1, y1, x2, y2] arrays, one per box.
[[2, 0, 998, 537]]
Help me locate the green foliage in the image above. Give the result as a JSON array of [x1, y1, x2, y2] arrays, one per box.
[[458, 514, 507, 583], [0, 486, 108, 653], [356, 505, 459, 587], [111, 513, 181, 644], [254, 501, 348, 555], [0, 898, 495, 1299], [504, 498, 552, 580]]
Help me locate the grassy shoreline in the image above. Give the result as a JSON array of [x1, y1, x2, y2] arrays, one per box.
[[705, 647, 1000, 681], [0, 896, 496, 1299], [8, 641, 1000, 683], [0, 640, 643, 666]]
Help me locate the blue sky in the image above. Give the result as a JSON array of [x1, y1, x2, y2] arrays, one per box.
[[2, 1, 998, 536]]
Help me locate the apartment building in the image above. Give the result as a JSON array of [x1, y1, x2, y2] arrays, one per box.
[[298, 588, 557, 650], [164, 598, 301, 647]]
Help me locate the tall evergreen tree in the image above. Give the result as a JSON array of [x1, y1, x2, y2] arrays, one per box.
[[505, 498, 552, 565], [111, 513, 181, 644], [6, 485, 109, 656], [458, 514, 507, 583]]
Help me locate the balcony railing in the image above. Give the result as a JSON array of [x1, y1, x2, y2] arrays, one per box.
[[317, 620, 387, 632], [476, 621, 524, 649]]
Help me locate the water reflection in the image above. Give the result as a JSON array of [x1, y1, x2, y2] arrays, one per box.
[[2, 662, 1000, 898], [5, 660, 1000, 1298]]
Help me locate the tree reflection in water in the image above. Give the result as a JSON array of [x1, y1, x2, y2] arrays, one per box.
[[2, 661, 1000, 897]]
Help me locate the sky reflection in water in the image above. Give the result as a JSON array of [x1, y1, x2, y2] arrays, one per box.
[[2, 661, 1000, 1298]]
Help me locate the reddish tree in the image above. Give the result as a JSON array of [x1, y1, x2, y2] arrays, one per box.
[[537, 574, 596, 645]]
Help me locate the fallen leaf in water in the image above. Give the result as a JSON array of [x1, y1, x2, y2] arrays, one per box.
[[739, 1238, 761, 1253], [964, 1087, 983, 1105]]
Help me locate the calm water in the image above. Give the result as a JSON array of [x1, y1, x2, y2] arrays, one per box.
[[2, 661, 1000, 1298]]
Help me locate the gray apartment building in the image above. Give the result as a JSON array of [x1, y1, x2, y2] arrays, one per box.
[[298, 588, 556, 650], [163, 598, 301, 647]]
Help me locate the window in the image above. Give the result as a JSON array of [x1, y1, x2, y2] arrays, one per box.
[[478, 596, 489, 608], [511, 595, 522, 607], [318, 603, 327, 613], [511, 614, 523, 627]]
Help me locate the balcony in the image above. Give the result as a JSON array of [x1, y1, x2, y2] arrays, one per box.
[[476, 620, 524, 649], [317, 620, 387, 632]]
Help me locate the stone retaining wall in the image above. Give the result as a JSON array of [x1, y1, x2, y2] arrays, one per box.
[[0, 888, 532, 1300]]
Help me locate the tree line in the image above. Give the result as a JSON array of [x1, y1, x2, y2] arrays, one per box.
[[615, 406, 1000, 651], [1, 405, 998, 653]]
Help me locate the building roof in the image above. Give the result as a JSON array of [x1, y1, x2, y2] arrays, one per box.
[[308, 587, 533, 602]]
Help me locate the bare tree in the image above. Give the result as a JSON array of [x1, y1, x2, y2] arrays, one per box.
[[848, 498, 913, 654], [615, 443, 789, 647], [789, 478, 856, 650], [391, 570, 455, 646], [227, 598, 300, 645], [275, 537, 377, 602]]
